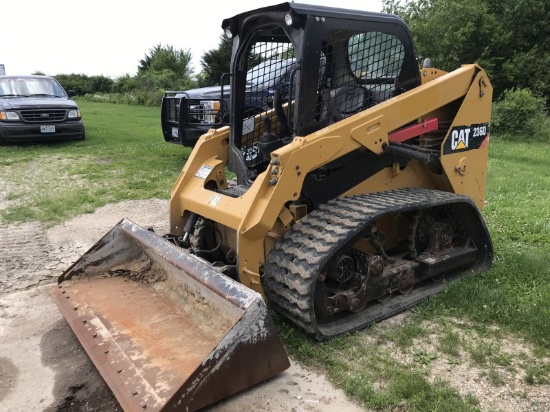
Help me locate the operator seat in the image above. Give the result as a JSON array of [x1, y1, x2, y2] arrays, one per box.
[[321, 83, 373, 124]]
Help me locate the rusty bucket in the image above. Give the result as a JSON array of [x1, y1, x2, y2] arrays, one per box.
[[51, 219, 290, 411]]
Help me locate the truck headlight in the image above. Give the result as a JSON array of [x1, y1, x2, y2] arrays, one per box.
[[67, 109, 81, 119], [0, 111, 20, 121], [201, 100, 220, 124]]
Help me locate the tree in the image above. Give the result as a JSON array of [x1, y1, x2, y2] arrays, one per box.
[[383, 0, 503, 72], [138, 44, 195, 89], [199, 35, 232, 86], [54, 73, 113, 95], [383, 0, 550, 102], [488, 0, 550, 99], [88, 75, 114, 93]]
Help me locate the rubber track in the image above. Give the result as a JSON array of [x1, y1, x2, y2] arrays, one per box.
[[263, 188, 490, 340]]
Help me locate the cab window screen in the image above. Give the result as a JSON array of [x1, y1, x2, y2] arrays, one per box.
[[348, 32, 404, 81], [240, 40, 295, 168]]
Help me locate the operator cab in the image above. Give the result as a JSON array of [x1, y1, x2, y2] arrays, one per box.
[[222, 2, 420, 184]]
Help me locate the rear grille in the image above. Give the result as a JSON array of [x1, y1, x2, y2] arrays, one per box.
[[20, 109, 67, 122]]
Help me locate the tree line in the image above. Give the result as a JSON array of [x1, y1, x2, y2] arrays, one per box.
[[383, 0, 549, 139], [383, 0, 550, 102], [52, 0, 548, 140], [55, 0, 550, 104], [52, 38, 231, 107]]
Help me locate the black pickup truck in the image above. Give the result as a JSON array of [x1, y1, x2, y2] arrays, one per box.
[[161, 59, 296, 147]]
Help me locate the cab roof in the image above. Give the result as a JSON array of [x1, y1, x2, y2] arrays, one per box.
[[222, 2, 404, 31]]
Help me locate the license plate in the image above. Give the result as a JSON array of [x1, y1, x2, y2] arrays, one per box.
[[40, 125, 55, 133], [171, 127, 179, 138]]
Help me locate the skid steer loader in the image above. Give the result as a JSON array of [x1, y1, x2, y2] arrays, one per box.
[[52, 3, 493, 411]]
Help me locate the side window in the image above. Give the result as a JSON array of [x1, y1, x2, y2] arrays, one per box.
[[348, 32, 405, 81], [238, 38, 296, 168]]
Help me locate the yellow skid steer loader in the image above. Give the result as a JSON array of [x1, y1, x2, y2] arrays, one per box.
[[52, 3, 493, 411]]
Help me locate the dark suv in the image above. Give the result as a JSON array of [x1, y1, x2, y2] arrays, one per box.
[[161, 59, 296, 147], [0, 75, 85, 143]]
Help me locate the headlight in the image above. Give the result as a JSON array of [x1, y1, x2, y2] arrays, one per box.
[[67, 109, 81, 119], [200, 100, 220, 124], [284, 13, 293, 26], [0, 111, 20, 121]]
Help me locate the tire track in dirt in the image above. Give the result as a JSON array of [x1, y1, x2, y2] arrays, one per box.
[[0, 222, 58, 295]]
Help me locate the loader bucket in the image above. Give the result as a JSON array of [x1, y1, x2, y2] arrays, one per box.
[[51, 218, 290, 412]]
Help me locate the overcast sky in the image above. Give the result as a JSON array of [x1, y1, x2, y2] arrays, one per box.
[[2, 0, 383, 78]]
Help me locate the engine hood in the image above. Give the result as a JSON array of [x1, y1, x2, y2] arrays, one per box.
[[175, 85, 231, 100], [0, 97, 78, 110], [174, 83, 271, 100]]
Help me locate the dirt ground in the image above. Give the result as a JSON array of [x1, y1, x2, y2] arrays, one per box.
[[0, 199, 364, 412], [2, 199, 549, 412]]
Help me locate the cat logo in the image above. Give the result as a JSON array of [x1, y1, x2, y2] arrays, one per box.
[[443, 123, 490, 155], [451, 128, 470, 150]]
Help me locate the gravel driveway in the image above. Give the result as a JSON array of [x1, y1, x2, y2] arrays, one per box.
[[0, 199, 363, 412]]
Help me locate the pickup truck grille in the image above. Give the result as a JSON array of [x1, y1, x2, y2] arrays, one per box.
[[183, 98, 223, 124], [187, 99, 209, 123], [20, 109, 66, 122], [164, 98, 180, 123]]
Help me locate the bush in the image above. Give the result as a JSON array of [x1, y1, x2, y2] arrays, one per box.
[[492, 88, 547, 140], [55, 73, 114, 95], [531, 112, 550, 142], [80, 91, 162, 107]]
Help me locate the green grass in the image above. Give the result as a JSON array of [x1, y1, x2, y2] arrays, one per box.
[[276, 137, 550, 410], [0, 100, 189, 227], [1, 102, 549, 410], [278, 321, 482, 411], [417, 140, 550, 348]]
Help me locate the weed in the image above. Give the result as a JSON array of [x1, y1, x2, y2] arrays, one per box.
[[437, 328, 462, 358], [524, 362, 550, 385], [485, 368, 505, 386], [468, 340, 498, 366], [383, 321, 428, 349], [413, 348, 437, 366], [446, 358, 460, 370]]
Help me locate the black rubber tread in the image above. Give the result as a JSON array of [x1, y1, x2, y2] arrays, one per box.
[[263, 188, 493, 340]]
